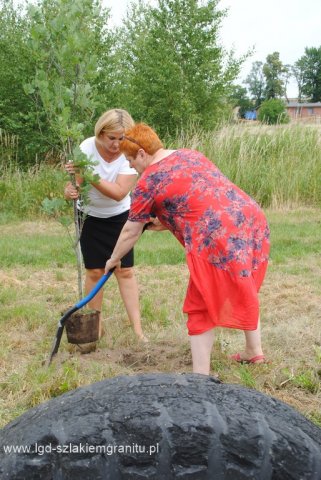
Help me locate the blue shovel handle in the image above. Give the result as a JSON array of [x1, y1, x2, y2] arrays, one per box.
[[75, 270, 114, 309], [48, 268, 115, 365]]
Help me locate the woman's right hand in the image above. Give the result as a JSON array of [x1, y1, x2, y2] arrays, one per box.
[[64, 181, 79, 200]]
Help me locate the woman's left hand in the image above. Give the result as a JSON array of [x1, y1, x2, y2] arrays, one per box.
[[65, 161, 76, 174], [145, 217, 167, 231]]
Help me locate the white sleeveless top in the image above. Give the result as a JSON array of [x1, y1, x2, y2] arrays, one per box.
[[79, 137, 137, 218]]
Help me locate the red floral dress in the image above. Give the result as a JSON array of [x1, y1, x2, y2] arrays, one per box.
[[129, 149, 270, 335]]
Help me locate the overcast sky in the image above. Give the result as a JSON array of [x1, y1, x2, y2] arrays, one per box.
[[106, 0, 321, 97]]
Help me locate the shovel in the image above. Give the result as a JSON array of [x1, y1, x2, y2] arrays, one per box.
[[48, 219, 153, 365], [48, 269, 115, 366]]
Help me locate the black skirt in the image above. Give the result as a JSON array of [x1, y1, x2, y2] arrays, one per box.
[[80, 211, 134, 269]]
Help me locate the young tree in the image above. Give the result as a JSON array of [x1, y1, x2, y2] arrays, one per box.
[[26, 0, 113, 157], [245, 61, 265, 107], [115, 0, 246, 134], [26, 0, 112, 297], [263, 52, 286, 99], [298, 47, 321, 102]]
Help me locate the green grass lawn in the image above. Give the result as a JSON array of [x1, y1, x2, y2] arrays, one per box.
[[267, 209, 321, 264], [0, 209, 319, 268], [0, 209, 320, 429]]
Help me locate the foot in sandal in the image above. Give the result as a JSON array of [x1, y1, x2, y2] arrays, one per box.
[[230, 353, 267, 364]]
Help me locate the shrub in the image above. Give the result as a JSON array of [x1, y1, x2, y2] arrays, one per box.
[[258, 99, 290, 125]]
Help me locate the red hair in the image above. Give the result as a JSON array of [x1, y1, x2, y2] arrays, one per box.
[[120, 123, 163, 157]]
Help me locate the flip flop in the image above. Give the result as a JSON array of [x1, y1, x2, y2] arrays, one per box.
[[230, 353, 267, 364]]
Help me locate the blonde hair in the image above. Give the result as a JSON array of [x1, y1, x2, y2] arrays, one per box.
[[120, 123, 163, 157], [94, 109, 135, 138]]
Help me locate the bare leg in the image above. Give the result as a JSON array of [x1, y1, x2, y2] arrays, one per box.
[[189, 329, 215, 375], [239, 318, 264, 362], [85, 268, 105, 337], [115, 267, 147, 341]]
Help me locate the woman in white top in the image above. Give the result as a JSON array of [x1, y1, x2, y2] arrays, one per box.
[[64, 109, 146, 342]]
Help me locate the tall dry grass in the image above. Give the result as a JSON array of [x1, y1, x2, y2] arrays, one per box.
[[1, 123, 321, 221], [172, 122, 321, 208], [0, 129, 19, 165], [0, 142, 66, 221]]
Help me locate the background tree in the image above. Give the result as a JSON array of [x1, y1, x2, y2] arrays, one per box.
[[245, 61, 265, 107], [228, 85, 253, 119], [263, 52, 286, 99], [298, 47, 321, 102], [113, 0, 246, 134], [0, 0, 48, 164], [257, 98, 289, 125], [0, 0, 258, 163], [292, 58, 306, 102], [281, 64, 292, 102]]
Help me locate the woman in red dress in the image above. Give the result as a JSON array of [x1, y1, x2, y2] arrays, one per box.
[[105, 123, 270, 375]]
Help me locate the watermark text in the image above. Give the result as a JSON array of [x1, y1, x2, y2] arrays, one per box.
[[3, 442, 160, 456]]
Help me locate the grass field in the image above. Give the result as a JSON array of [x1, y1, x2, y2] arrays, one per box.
[[0, 209, 320, 429]]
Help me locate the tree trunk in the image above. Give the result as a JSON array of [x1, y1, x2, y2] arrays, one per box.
[[70, 172, 83, 301]]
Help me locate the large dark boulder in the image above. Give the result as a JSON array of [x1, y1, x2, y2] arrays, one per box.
[[0, 373, 320, 479]]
